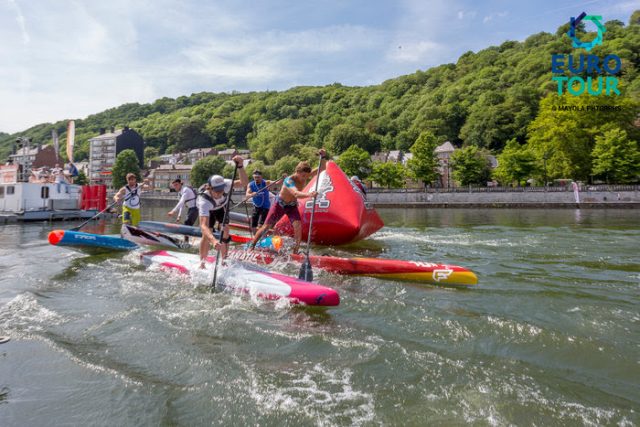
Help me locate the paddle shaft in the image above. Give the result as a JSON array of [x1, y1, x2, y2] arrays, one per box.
[[212, 165, 239, 289], [299, 154, 323, 281], [71, 188, 139, 231], [71, 199, 119, 231], [231, 176, 284, 210]]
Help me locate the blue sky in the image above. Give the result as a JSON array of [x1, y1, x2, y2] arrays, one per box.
[[1, 0, 638, 133]]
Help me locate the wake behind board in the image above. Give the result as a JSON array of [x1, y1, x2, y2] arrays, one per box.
[[140, 250, 339, 306]]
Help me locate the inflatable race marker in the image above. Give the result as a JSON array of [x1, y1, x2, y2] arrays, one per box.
[[274, 161, 384, 245]]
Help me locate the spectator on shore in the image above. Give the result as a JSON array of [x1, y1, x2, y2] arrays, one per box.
[[351, 175, 367, 197]]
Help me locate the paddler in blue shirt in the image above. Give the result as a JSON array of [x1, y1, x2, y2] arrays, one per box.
[[246, 170, 275, 234], [249, 149, 326, 254]]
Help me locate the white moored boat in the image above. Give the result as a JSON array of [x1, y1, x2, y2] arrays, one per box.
[[0, 164, 95, 222]]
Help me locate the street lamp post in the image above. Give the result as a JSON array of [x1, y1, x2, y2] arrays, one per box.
[[15, 136, 32, 182], [543, 151, 550, 191]]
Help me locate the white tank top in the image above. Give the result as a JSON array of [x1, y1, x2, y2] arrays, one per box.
[[123, 184, 141, 209]]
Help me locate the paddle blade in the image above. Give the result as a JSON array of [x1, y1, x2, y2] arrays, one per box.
[[298, 257, 313, 282]]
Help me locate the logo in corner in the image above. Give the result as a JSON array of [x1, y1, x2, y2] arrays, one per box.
[[432, 269, 453, 282], [568, 12, 605, 52]]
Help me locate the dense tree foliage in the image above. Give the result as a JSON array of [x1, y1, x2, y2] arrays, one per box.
[[190, 156, 227, 187], [450, 146, 492, 186], [592, 128, 640, 183], [2, 11, 639, 185], [493, 139, 540, 186], [112, 150, 141, 189], [407, 131, 440, 186], [336, 145, 372, 180], [370, 161, 406, 188]]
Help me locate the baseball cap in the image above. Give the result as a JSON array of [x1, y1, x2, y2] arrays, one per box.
[[172, 178, 182, 184], [208, 175, 226, 191]]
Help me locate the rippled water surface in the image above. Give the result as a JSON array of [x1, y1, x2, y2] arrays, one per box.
[[0, 208, 638, 425]]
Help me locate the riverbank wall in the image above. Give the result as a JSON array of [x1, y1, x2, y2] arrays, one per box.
[[141, 186, 640, 208], [365, 188, 640, 208]]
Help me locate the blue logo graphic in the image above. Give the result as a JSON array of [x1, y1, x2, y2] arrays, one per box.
[[568, 12, 606, 52]]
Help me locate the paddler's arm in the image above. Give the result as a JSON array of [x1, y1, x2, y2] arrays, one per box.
[[199, 216, 221, 251], [283, 182, 317, 200], [310, 148, 327, 178], [113, 187, 126, 203], [231, 155, 248, 189], [245, 183, 254, 198]]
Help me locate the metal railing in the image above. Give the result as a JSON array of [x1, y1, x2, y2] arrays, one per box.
[[366, 184, 640, 194]]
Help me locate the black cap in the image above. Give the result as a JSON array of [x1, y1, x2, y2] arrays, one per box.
[[172, 178, 182, 184]]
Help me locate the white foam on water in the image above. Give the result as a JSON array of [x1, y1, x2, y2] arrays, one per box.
[[0, 294, 147, 387], [486, 315, 543, 339], [0, 293, 67, 334], [243, 361, 376, 425]]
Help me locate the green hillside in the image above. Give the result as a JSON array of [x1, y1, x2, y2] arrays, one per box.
[[2, 13, 639, 183]]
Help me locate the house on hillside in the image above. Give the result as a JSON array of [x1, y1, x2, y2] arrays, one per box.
[[218, 148, 238, 161], [434, 141, 455, 188], [9, 144, 58, 171], [88, 127, 144, 189], [148, 164, 194, 191], [187, 148, 216, 164]]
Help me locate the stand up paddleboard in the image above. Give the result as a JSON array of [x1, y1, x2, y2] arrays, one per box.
[[230, 236, 478, 286], [140, 250, 340, 306]]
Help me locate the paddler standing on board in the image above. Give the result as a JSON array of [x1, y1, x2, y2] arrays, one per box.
[[249, 149, 326, 254], [246, 170, 275, 234], [198, 155, 248, 268], [113, 173, 151, 226]]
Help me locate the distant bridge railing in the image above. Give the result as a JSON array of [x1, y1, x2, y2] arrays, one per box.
[[367, 184, 640, 193]]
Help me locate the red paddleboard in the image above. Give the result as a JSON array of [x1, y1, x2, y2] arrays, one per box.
[[230, 248, 478, 286], [274, 161, 384, 245]]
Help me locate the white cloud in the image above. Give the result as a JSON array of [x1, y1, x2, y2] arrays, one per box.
[[7, 0, 29, 45], [483, 11, 509, 24], [457, 9, 477, 20], [388, 40, 442, 63], [611, 0, 640, 13]]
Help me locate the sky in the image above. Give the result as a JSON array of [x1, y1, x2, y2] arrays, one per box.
[[0, 0, 638, 133]]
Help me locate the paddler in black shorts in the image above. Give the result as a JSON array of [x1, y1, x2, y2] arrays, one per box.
[[249, 149, 326, 254]]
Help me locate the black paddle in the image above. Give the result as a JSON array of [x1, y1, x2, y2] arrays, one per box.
[[298, 154, 323, 282], [230, 176, 284, 209], [70, 199, 119, 231], [71, 189, 137, 231], [212, 164, 239, 289]]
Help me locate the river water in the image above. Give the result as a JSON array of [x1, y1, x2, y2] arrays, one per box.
[[0, 208, 638, 426]]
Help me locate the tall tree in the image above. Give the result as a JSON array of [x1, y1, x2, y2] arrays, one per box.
[[450, 146, 492, 186], [527, 94, 640, 181], [336, 144, 372, 179], [493, 139, 539, 186], [592, 128, 640, 183], [190, 156, 226, 187], [407, 131, 439, 186], [370, 161, 406, 188], [112, 149, 141, 189]]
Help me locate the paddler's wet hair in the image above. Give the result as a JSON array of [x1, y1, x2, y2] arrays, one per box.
[[295, 161, 312, 174]]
